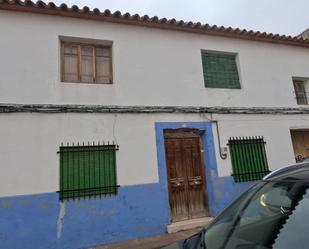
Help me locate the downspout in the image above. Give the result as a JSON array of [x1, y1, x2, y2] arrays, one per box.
[[200, 113, 227, 160], [212, 120, 228, 160]]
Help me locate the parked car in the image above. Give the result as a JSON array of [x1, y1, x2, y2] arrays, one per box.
[[162, 162, 309, 249]]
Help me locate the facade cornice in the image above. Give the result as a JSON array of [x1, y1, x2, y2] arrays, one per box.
[[1, 103, 309, 115]]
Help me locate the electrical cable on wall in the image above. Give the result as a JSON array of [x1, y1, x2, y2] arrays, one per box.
[[200, 113, 227, 160], [112, 114, 119, 146]]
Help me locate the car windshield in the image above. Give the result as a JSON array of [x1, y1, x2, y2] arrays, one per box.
[[203, 180, 309, 249]]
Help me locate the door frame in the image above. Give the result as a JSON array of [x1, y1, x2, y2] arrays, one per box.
[[155, 122, 218, 221], [164, 128, 208, 221]]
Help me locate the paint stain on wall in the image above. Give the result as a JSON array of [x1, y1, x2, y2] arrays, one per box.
[[57, 202, 66, 239], [0, 233, 8, 242], [73, 202, 108, 217], [19, 200, 29, 207], [1, 200, 12, 209], [107, 209, 114, 216], [39, 201, 49, 210]]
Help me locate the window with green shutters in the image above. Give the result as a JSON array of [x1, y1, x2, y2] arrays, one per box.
[[228, 137, 270, 183], [59, 143, 118, 200], [201, 51, 241, 89]]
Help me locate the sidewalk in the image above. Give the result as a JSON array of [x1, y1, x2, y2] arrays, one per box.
[[90, 228, 201, 249]]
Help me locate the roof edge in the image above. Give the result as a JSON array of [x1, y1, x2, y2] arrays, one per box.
[[1, 0, 309, 48]]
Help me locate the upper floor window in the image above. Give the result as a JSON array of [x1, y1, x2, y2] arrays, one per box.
[[201, 51, 241, 89], [293, 79, 308, 105], [61, 42, 112, 84]]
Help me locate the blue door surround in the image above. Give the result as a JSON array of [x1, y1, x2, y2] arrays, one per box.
[[155, 122, 252, 217]]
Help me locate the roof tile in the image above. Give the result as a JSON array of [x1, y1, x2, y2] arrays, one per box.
[[0, 0, 309, 47]]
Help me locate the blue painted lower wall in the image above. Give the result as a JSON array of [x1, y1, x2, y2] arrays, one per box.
[[0, 121, 254, 249], [0, 180, 251, 249], [208, 176, 253, 214], [0, 183, 169, 249], [0, 179, 251, 249]]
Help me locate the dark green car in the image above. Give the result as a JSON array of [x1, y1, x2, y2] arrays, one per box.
[[162, 162, 309, 249]]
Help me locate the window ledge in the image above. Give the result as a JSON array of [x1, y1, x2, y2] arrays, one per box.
[[60, 81, 113, 85]]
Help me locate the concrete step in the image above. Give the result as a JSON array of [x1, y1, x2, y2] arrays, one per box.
[[167, 217, 213, 234]]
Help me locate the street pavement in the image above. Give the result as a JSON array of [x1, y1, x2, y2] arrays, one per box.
[[89, 228, 201, 249]]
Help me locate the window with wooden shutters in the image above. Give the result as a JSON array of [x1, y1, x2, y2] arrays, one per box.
[[293, 80, 308, 105], [58, 142, 119, 201], [290, 130, 309, 162], [61, 42, 112, 84], [201, 51, 241, 89], [228, 137, 270, 183]]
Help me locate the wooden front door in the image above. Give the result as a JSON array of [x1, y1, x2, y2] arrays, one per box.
[[164, 129, 208, 222], [291, 130, 309, 162]]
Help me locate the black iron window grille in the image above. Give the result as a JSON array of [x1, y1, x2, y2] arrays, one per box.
[[294, 91, 308, 105], [293, 80, 308, 105], [58, 141, 119, 201], [228, 136, 270, 183]]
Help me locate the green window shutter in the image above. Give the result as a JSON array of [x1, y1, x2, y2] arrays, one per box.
[[59, 144, 118, 200], [228, 137, 270, 182], [201, 52, 241, 89]]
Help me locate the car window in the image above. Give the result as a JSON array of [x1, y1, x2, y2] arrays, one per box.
[[204, 181, 309, 249], [239, 184, 292, 226], [273, 188, 309, 249], [204, 183, 264, 249]]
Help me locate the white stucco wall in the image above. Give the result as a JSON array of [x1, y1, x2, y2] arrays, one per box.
[[211, 114, 309, 176], [0, 11, 309, 198], [0, 10, 309, 107], [0, 112, 307, 197]]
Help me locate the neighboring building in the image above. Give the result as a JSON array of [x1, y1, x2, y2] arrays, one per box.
[[1, 1, 309, 248], [298, 28, 309, 40]]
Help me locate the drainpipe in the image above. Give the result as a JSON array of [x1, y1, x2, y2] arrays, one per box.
[[200, 113, 227, 160], [213, 120, 228, 160]]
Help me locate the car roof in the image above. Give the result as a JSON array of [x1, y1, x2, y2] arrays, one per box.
[[264, 162, 309, 182]]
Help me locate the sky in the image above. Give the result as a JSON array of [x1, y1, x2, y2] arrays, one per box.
[[51, 0, 309, 36]]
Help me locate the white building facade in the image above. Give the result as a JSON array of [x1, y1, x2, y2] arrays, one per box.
[[1, 1, 309, 248]]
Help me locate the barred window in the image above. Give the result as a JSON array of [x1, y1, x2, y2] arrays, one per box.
[[58, 142, 118, 200], [293, 80, 308, 105], [201, 51, 241, 89], [228, 137, 270, 182], [61, 42, 112, 84]]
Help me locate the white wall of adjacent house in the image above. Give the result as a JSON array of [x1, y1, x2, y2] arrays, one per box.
[[0, 11, 309, 107], [0, 112, 307, 197]]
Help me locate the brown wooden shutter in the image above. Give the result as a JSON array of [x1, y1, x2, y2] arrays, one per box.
[[291, 130, 309, 162], [96, 47, 112, 83], [80, 46, 95, 83], [63, 44, 79, 82]]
